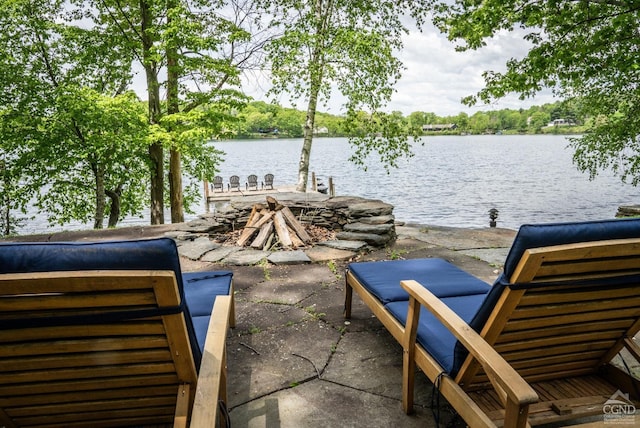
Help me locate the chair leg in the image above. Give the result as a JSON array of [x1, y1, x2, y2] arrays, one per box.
[[503, 398, 530, 428], [174, 384, 191, 428], [402, 350, 416, 414], [402, 297, 420, 414], [229, 283, 236, 329], [344, 272, 353, 318]]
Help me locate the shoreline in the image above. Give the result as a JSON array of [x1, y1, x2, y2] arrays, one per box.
[[2, 220, 517, 243]]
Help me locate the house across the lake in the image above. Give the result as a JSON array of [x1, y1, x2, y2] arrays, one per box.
[[422, 123, 457, 132], [546, 118, 575, 127]]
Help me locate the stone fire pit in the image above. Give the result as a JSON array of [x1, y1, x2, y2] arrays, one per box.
[[179, 193, 396, 250]]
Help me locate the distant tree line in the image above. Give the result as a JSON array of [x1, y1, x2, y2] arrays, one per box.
[[234, 99, 587, 138]]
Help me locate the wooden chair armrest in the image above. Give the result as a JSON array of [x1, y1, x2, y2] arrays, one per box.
[[623, 337, 640, 362], [401, 280, 538, 412], [189, 295, 232, 427]]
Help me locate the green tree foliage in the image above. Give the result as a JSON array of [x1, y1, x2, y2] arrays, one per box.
[[430, 0, 640, 184], [36, 89, 150, 229], [235, 100, 584, 137], [237, 101, 306, 137], [0, 0, 150, 230], [259, 0, 430, 190], [90, 0, 253, 223], [407, 112, 437, 135], [237, 101, 351, 138]]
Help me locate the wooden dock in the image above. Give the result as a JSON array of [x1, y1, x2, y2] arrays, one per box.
[[204, 185, 298, 203], [203, 175, 335, 212]]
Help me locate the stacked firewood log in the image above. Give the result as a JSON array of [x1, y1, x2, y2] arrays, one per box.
[[237, 197, 312, 250]]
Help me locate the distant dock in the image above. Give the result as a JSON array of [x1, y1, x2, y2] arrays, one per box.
[[203, 174, 334, 212], [204, 185, 298, 203]]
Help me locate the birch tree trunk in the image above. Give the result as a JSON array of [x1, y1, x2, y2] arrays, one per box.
[[295, 0, 330, 192], [297, 95, 319, 192]]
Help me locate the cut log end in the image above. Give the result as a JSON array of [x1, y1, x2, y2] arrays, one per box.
[[237, 197, 311, 250]]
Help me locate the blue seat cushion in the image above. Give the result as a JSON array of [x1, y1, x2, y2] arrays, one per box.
[[348, 258, 490, 304], [183, 271, 233, 352], [385, 293, 487, 374], [0, 238, 232, 370]]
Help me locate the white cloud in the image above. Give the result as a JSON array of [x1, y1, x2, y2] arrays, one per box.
[[132, 23, 557, 117], [386, 25, 557, 116], [240, 25, 557, 117]]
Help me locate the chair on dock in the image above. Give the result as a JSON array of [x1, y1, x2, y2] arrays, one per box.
[[0, 238, 235, 427], [263, 173, 274, 190], [345, 218, 640, 427], [246, 174, 258, 191], [211, 175, 224, 192], [228, 175, 240, 192]]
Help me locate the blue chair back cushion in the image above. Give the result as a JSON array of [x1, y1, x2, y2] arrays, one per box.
[[348, 258, 490, 304], [471, 217, 640, 336], [503, 218, 640, 278], [453, 217, 640, 375], [182, 271, 233, 351], [0, 238, 232, 369]]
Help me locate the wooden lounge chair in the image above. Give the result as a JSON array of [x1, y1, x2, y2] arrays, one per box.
[[211, 175, 224, 192], [345, 218, 640, 427], [263, 173, 274, 190], [0, 238, 235, 428], [246, 174, 258, 191], [228, 175, 240, 192]]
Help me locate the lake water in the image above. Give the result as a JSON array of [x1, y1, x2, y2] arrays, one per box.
[[18, 135, 640, 234], [210, 135, 638, 230]]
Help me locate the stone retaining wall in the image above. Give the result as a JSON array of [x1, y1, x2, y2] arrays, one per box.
[[616, 205, 640, 218], [184, 193, 396, 248]]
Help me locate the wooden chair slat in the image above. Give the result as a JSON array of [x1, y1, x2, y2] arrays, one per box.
[[0, 292, 159, 312], [508, 354, 602, 371], [470, 362, 601, 386], [510, 296, 640, 319], [519, 285, 640, 306], [0, 270, 175, 294], [13, 406, 176, 427], [0, 349, 172, 372], [496, 319, 632, 342], [494, 331, 623, 353], [0, 374, 179, 397], [24, 415, 175, 428], [504, 307, 640, 331], [1, 336, 169, 358], [0, 385, 178, 407], [535, 259, 640, 278], [0, 322, 165, 342], [500, 340, 615, 360], [1, 362, 178, 384], [527, 238, 640, 260], [9, 396, 177, 418]]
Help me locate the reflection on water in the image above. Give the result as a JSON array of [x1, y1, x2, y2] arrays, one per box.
[[19, 135, 639, 234]]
